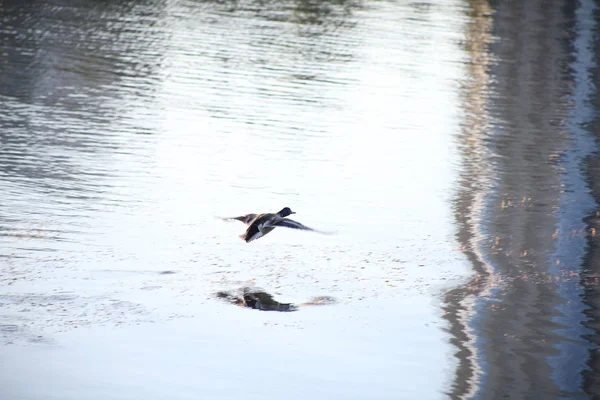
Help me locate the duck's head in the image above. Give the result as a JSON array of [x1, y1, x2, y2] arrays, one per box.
[[277, 207, 295, 217]]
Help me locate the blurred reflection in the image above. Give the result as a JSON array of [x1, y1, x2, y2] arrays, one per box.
[[0, 0, 168, 205], [444, 2, 494, 397], [216, 287, 299, 311], [579, 0, 600, 393], [447, 0, 600, 397], [215, 286, 337, 311], [0, 0, 173, 254]]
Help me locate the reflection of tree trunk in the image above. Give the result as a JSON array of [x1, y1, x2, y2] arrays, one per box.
[[582, 47, 600, 394], [581, 178, 600, 396], [446, 0, 600, 398], [443, 0, 494, 397], [580, 9, 600, 396]]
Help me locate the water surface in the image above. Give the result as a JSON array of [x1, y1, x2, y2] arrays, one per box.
[[1, 0, 468, 399], [1, 0, 600, 399]]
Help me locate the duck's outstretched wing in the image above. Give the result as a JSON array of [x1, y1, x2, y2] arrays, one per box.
[[220, 214, 257, 225], [273, 218, 337, 235]]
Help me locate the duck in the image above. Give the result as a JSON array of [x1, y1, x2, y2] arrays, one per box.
[[222, 207, 331, 243]]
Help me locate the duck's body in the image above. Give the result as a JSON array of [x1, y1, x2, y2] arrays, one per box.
[[240, 214, 277, 243], [222, 207, 327, 243]]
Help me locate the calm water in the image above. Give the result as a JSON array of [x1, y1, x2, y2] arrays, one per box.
[[1, 0, 599, 399]]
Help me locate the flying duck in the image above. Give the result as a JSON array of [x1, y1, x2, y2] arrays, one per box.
[[222, 207, 331, 243]]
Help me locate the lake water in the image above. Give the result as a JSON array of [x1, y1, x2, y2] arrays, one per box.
[[1, 0, 599, 399]]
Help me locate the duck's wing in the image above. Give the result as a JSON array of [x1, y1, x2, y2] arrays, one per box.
[[273, 218, 336, 235], [220, 214, 258, 225]]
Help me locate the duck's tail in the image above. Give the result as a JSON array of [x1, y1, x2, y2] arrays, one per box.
[[217, 214, 257, 225]]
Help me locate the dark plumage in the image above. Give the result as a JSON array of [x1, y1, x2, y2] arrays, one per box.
[[221, 207, 332, 242]]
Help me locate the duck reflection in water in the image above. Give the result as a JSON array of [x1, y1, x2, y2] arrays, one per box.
[[216, 288, 297, 312], [216, 287, 337, 312]]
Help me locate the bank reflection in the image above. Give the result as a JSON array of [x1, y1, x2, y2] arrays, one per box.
[[0, 0, 169, 190], [447, 0, 600, 398]]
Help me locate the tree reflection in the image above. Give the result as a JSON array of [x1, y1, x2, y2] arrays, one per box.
[[447, 0, 600, 398]]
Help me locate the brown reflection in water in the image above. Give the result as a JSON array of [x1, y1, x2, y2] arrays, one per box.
[[447, 0, 599, 398], [443, 0, 494, 397]]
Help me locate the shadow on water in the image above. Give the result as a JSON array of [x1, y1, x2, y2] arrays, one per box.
[[445, 0, 600, 398]]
